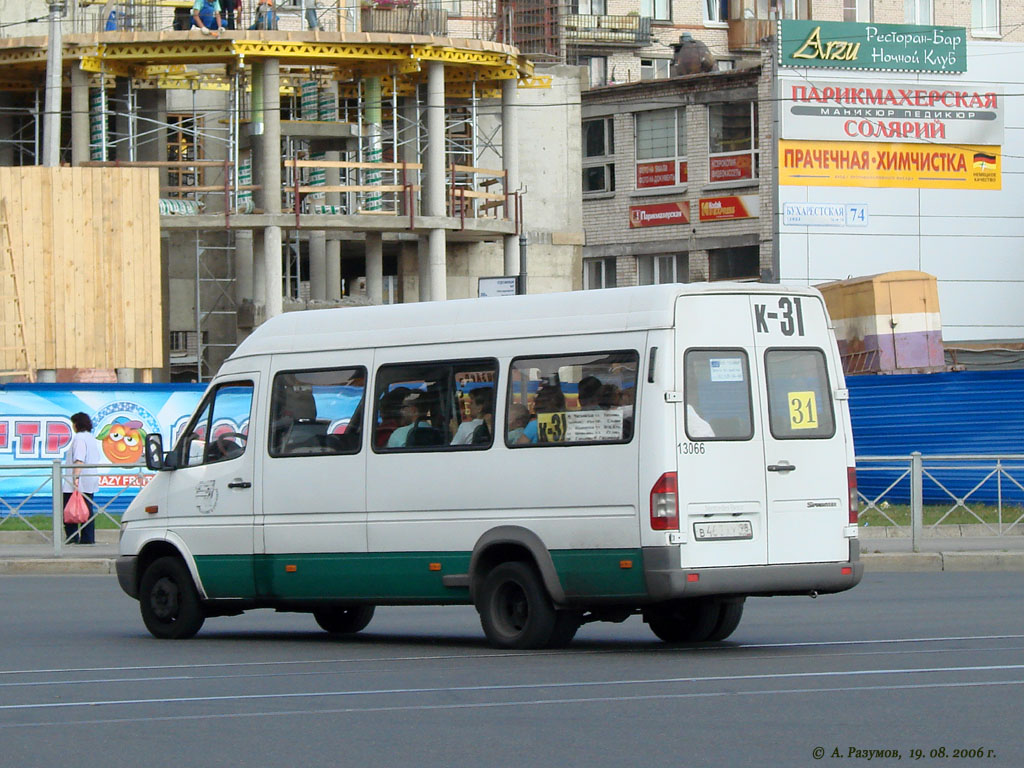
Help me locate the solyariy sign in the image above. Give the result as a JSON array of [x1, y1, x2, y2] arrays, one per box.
[[779, 20, 966, 73], [780, 78, 1003, 145]]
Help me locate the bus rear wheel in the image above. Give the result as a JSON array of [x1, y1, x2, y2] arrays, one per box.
[[644, 598, 721, 643], [477, 561, 576, 650], [139, 556, 205, 639], [314, 605, 375, 635], [706, 598, 745, 641]]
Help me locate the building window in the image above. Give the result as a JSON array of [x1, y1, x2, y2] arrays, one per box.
[[640, 58, 671, 80], [579, 56, 608, 88], [639, 254, 688, 285], [583, 117, 615, 195], [778, 0, 813, 18], [972, 0, 999, 35], [641, 0, 670, 21], [707, 102, 758, 184], [439, 1, 462, 16], [704, 0, 729, 23], [904, 0, 932, 24], [575, 0, 607, 13], [635, 107, 687, 189], [167, 114, 202, 199], [583, 257, 617, 289], [709, 246, 759, 281], [843, 0, 872, 21]]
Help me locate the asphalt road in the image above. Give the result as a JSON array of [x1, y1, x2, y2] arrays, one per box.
[[0, 573, 1021, 768]]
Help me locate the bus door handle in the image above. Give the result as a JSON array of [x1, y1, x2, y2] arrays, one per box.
[[767, 463, 796, 473], [227, 479, 252, 489]]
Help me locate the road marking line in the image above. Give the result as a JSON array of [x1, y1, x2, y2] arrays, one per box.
[[1, 663, 1023, 712], [2, 679, 1023, 729]]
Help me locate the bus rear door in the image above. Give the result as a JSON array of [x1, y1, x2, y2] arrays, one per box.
[[674, 294, 767, 568], [752, 293, 850, 565]]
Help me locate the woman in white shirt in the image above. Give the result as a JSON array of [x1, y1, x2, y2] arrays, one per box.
[[61, 412, 104, 544], [450, 388, 493, 445]]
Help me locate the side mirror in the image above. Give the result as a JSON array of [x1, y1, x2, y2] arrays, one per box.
[[144, 433, 165, 471]]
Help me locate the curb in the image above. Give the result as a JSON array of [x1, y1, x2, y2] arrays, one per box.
[[0, 558, 116, 575], [861, 551, 1024, 572]]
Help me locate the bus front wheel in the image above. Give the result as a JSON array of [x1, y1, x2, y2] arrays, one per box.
[[477, 561, 578, 650], [139, 556, 206, 639]]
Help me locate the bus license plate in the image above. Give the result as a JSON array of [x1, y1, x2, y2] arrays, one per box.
[[693, 521, 753, 541]]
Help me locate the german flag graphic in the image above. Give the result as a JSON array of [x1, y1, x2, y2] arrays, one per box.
[[973, 152, 998, 170]]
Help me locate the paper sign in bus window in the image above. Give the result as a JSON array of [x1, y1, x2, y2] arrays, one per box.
[[787, 391, 818, 430], [709, 358, 744, 382], [537, 410, 623, 443]]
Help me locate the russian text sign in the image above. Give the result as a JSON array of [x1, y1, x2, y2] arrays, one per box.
[[779, 20, 967, 73], [779, 140, 1000, 190], [780, 78, 1002, 145]]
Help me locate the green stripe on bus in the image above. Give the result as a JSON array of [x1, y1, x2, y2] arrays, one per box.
[[195, 548, 647, 602]]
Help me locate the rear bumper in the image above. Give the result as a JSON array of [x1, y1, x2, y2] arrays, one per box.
[[643, 544, 864, 601], [116, 555, 139, 599]]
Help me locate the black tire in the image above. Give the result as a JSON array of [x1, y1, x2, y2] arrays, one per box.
[[139, 556, 205, 639], [477, 561, 565, 650], [645, 598, 721, 643], [313, 605, 375, 635], [706, 598, 745, 641]]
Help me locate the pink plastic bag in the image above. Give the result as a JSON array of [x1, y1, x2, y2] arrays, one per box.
[[63, 490, 90, 524]]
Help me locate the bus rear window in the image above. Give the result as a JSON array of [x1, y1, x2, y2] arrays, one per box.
[[764, 349, 835, 439], [683, 349, 753, 441]]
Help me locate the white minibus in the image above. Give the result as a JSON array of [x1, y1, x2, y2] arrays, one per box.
[[118, 283, 862, 648]]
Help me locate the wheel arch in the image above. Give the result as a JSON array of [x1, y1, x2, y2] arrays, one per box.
[[135, 533, 207, 600], [468, 526, 566, 606]]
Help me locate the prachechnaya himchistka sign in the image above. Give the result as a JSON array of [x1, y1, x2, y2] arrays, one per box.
[[778, 20, 966, 73]]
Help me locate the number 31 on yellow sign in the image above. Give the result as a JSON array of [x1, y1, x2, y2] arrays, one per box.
[[788, 391, 818, 430]]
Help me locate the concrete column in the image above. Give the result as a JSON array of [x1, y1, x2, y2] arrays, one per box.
[[326, 240, 342, 300], [115, 368, 136, 383], [37, 370, 57, 383], [501, 77, 520, 277], [417, 235, 430, 302], [252, 229, 266, 304], [424, 61, 447, 301], [71, 66, 90, 166], [262, 58, 283, 318], [428, 229, 446, 301], [365, 232, 383, 304], [309, 230, 327, 301], [136, 89, 168, 190], [114, 79, 131, 162], [234, 229, 254, 303]]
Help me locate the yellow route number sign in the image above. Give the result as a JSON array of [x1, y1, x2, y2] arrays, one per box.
[[788, 391, 819, 430]]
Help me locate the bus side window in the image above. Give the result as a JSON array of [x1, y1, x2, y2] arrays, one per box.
[[373, 359, 498, 452], [268, 367, 367, 457], [506, 350, 639, 447]]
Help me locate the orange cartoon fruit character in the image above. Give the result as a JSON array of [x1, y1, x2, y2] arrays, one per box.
[[97, 417, 148, 464]]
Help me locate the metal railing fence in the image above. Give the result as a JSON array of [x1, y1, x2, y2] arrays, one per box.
[[855, 453, 1024, 551], [0, 460, 154, 556]]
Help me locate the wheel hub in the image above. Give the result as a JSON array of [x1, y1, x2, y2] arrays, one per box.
[[150, 576, 180, 621]]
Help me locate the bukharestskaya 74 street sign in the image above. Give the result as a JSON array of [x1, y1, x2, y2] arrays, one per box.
[[779, 20, 966, 73]]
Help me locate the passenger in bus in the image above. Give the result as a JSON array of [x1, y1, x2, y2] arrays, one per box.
[[522, 384, 566, 443], [387, 392, 433, 447], [597, 383, 621, 410], [374, 386, 410, 447], [506, 403, 530, 444], [577, 376, 602, 410], [451, 388, 493, 445]]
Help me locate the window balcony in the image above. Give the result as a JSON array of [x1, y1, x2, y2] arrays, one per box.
[[563, 14, 653, 47], [727, 0, 812, 53], [360, 7, 448, 36]]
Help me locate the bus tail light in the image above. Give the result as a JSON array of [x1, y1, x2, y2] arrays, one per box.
[[848, 467, 859, 525], [650, 472, 679, 531]]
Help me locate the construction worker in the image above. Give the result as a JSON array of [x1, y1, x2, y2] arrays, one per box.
[[191, 0, 223, 36], [250, 0, 278, 30]]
